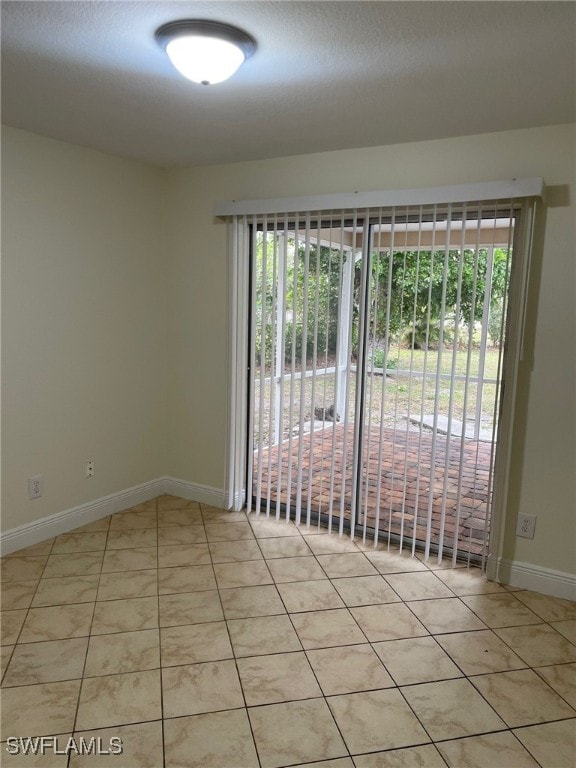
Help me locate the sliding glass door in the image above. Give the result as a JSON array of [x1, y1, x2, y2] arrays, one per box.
[[247, 200, 521, 564]]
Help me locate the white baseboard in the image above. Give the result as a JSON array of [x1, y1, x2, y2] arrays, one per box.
[[163, 477, 228, 509], [0, 478, 166, 556], [495, 557, 576, 601], [0, 476, 235, 556]]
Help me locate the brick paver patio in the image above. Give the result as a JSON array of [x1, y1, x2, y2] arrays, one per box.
[[253, 424, 493, 558]]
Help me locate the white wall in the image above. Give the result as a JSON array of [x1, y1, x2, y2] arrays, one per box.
[[164, 124, 575, 575], [1, 128, 167, 530]]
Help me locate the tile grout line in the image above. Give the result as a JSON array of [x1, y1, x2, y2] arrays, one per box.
[[1, 533, 58, 681], [251, 513, 439, 759], [64, 511, 112, 768], [154, 497, 167, 768], [207, 505, 263, 768], [246, 513, 355, 765]]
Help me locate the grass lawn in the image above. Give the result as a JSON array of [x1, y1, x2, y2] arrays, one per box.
[[253, 347, 502, 445]]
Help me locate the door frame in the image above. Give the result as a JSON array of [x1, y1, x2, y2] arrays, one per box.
[[220, 180, 542, 575]]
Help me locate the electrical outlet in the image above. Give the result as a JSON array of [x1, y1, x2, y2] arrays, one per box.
[[28, 475, 43, 499], [516, 513, 537, 539], [86, 460, 94, 478]]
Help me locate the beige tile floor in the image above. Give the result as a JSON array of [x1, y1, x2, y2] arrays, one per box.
[[1, 494, 575, 768]]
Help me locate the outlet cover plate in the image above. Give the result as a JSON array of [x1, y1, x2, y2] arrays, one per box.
[[516, 513, 537, 539], [28, 475, 43, 499]]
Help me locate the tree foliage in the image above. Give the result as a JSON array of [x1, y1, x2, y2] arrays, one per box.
[[359, 248, 509, 349], [254, 234, 344, 365], [255, 232, 509, 364]]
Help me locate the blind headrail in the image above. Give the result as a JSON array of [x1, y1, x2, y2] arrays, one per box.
[[214, 178, 544, 218]]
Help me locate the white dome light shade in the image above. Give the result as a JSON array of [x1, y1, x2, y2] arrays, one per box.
[[166, 36, 245, 85], [156, 20, 256, 86]]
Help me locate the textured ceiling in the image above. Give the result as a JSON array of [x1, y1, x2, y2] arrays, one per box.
[[1, 1, 574, 168]]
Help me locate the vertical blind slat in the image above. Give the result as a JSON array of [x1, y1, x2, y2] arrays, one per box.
[[407, 207, 425, 557], [452, 204, 480, 564], [423, 206, 441, 560], [247, 216, 258, 513]]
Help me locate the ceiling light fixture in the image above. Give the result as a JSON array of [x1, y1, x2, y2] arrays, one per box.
[[156, 19, 256, 85]]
